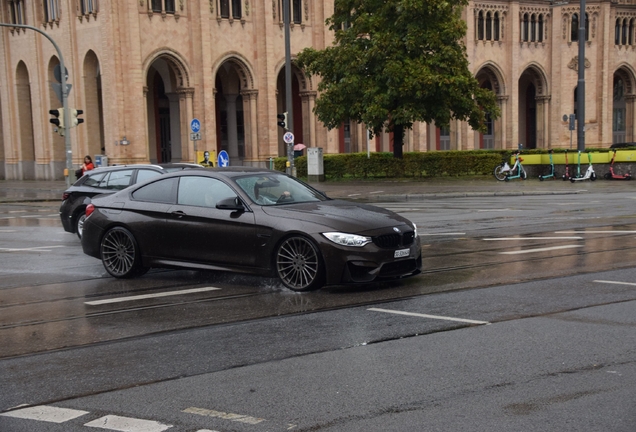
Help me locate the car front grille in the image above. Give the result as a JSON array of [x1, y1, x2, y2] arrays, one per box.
[[373, 230, 415, 248]]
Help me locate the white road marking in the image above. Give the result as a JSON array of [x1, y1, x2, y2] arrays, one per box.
[[420, 232, 466, 236], [0, 246, 65, 252], [369, 190, 385, 194], [8, 210, 27, 213], [484, 236, 582, 241], [477, 209, 522, 212], [85, 415, 172, 431], [555, 230, 636, 234], [85, 287, 222, 305], [368, 308, 490, 325], [0, 405, 89, 423], [499, 245, 583, 255], [0, 229, 17, 232], [184, 407, 265, 425], [594, 280, 636, 287], [347, 193, 361, 197]]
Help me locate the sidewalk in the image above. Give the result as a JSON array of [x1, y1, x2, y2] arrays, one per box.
[[0, 176, 632, 204]]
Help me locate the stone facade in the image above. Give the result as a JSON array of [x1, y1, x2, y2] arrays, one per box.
[[0, 0, 634, 180]]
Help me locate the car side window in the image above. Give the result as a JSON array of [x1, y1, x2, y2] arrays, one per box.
[[131, 178, 178, 203], [98, 169, 134, 190], [177, 177, 236, 208], [83, 172, 107, 187], [135, 169, 162, 184]]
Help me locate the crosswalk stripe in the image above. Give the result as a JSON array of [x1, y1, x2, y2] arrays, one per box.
[[85, 415, 172, 432], [0, 405, 89, 423]]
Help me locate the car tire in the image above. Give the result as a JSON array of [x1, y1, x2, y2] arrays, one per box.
[[100, 227, 148, 278], [275, 236, 324, 292], [75, 212, 86, 239]]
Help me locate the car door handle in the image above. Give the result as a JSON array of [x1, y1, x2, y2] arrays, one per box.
[[171, 210, 186, 218]]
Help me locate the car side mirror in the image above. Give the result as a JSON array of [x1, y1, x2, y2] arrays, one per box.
[[216, 197, 244, 212]]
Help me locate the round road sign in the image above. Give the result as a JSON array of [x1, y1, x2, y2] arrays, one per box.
[[283, 132, 294, 144]]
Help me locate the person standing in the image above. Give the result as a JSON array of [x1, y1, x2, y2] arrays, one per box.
[[75, 155, 95, 179]]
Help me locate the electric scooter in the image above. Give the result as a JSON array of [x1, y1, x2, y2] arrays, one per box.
[[504, 151, 527, 181], [570, 151, 597, 182], [603, 149, 632, 180], [539, 149, 556, 181], [562, 149, 571, 181]]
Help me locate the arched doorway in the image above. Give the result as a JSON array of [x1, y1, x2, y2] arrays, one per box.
[[215, 61, 245, 164], [47, 57, 65, 177], [16, 61, 35, 179], [145, 53, 191, 163], [518, 66, 549, 149], [82, 50, 104, 159], [476, 63, 506, 149], [613, 67, 635, 144], [276, 65, 305, 156]]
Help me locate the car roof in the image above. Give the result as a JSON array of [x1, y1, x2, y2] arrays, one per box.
[[88, 164, 164, 173], [162, 166, 282, 179]]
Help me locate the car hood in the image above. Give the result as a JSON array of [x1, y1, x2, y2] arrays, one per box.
[[260, 199, 413, 233]]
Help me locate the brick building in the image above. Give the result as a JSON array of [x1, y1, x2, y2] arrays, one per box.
[[0, 0, 635, 180]]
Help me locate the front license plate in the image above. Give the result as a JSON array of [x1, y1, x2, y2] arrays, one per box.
[[394, 248, 410, 258]]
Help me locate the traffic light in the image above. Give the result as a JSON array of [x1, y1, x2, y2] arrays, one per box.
[[70, 109, 84, 127], [277, 112, 288, 130], [49, 108, 65, 136]]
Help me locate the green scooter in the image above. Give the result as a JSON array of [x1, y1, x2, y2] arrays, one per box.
[[538, 149, 555, 181]]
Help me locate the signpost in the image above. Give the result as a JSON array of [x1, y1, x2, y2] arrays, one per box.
[[218, 150, 230, 167], [190, 118, 202, 158]]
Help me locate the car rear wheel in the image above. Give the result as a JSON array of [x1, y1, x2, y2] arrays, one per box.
[[101, 227, 148, 278], [75, 212, 86, 239], [276, 236, 324, 292]]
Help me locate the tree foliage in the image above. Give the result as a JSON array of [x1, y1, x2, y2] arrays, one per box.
[[296, 0, 500, 157]]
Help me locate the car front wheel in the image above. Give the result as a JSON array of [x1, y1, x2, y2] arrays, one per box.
[[100, 227, 148, 278], [276, 236, 324, 292]]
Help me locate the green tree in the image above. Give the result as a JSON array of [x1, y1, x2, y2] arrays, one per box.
[[297, 0, 500, 158]]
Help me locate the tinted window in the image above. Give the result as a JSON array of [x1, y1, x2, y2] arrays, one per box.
[[136, 169, 162, 184], [132, 178, 178, 203], [99, 169, 134, 190], [83, 172, 107, 187], [177, 177, 236, 208]]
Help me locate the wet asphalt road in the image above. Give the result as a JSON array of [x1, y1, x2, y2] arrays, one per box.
[[0, 186, 635, 431]]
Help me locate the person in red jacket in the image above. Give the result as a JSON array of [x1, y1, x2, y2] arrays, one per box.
[[75, 155, 94, 179]]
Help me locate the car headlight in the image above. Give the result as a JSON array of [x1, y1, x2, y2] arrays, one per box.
[[323, 232, 372, 247]]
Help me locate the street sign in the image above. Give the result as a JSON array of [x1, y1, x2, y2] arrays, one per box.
[[218, 150, 230, 167], [51, 83, 72, 104], [190, 118, 201, 133], [190, 132, 201, 141], [283, 132, 294, 144], [53, 64, 68, 83]]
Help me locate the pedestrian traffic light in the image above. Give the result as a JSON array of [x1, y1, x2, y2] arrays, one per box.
[[70, 109, 84, 127], [49, 108, 65, 136], [277, 112, 288, 130]]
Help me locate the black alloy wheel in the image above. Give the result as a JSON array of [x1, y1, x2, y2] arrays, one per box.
[[101, 227, 148, 278], [276, 236, 324, 291]]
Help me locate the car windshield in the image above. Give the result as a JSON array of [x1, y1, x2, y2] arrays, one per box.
[[234, 173, 327, 206]]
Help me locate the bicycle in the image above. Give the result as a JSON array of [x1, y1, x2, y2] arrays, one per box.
[[493, 156, 512, 181]]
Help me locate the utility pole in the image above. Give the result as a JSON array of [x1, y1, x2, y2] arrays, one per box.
[[283, 0, 295, 175], [576, 0, 586, 151], [0, 23, 73, 187]]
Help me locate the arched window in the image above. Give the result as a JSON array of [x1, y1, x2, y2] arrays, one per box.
[[571, 13, 579, 41], [232, 0, 241, 19], [531, 14, 536, 41], [43, 0, 60, 22], [538, 14, 544, 42], [585, 13, 590, 41], [478, 11, 484, 40], [79, 0, 98, 14], [150, 0, 176, 15], [616, 19, 621, 45], [523, 13, 530, 41], [220, 0, 229, 18], [630, 19, 634, 45], [622, 19, 628, 45], [486, 12, 492, 40], [494, 12, 500, 40], [292, 0, 302, 24]]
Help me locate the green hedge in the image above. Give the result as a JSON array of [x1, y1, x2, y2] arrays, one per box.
[[274, 150, 509, 179]]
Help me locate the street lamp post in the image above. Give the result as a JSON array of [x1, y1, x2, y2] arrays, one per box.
[[283, 0, 295, 176], [576, 0, 586, 151], [0, 23, 73, 186]]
